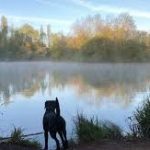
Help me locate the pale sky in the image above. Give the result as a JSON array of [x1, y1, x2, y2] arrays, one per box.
[[0, 0, 150, 33]]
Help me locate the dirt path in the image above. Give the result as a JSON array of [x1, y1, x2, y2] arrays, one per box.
[[1, 140, 150, 150], [71, 140, 150, 150], [0, 143, 39, 150]]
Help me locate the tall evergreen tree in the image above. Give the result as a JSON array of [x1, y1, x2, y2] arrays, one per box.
[[40, 25, 46, 46]]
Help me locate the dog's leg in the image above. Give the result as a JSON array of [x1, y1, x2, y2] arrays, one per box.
[[63, 129, 68, 149], [44, 130, 48, 150], [58, 131, 66, 150], [50, 131, 60, 150]]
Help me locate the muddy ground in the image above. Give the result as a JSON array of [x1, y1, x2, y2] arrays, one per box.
[[1, 139, 150, 150], [72, 139, 150, 150]]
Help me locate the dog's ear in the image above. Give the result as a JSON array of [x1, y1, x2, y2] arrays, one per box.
[[44, 101, 46, 109], [55, 97, 60, 116], [44, 101, 48, 109]]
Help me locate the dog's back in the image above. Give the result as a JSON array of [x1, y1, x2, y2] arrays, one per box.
[[43, 111, 56, 131], [43, 109, 66, 132]]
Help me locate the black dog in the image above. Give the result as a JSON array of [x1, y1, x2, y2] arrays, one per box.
[[43, 97, 68, 150]]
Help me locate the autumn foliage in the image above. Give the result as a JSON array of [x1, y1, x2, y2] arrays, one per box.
[[0, 13, 150, 61]]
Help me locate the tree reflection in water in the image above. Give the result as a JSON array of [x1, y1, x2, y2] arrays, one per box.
[[0, 62, 150, 107]]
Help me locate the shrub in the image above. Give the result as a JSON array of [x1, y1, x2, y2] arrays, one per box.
[[8, 127, 41, 149], [129, 96, 150, 138], [75, 113, 122, 142]]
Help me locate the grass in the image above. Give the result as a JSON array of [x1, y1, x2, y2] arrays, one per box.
[[7, 127, 42, 149], [128, 96, 150, 138], [75, 113, 122, 142], [75, 96, 150, 142]]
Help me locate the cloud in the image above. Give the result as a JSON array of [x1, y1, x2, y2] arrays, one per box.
[[0, 14, 72, 26], [0, 13, 73, 33], [70, 0, 150, 19]]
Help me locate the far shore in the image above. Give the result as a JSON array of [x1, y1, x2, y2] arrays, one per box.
[[1, 59, 150, 64]]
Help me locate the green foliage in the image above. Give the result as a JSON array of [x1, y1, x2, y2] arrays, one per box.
[[8, 127, 41, 149], [81, 37, 115, 61], [129, 96, 150, 138], [49, 33, 71, 59], [10, 127, 23, 143], [1, 16, 8, 37], [18, 24, 39, 41], [75, 113, 122, 142]]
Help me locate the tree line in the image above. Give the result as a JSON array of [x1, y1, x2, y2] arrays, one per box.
[[0, 13, 150, 62]]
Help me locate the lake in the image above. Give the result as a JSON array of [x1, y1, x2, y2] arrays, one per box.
[[0, 62, 150, 146]]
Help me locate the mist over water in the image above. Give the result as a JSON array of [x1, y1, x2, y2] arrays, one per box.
[[0, 62, 150, 144]]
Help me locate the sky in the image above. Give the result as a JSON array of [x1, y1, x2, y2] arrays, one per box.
[[0, 0, 150, 33]]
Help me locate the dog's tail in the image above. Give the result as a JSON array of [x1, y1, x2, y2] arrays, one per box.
[[56, 97, 60, 116]]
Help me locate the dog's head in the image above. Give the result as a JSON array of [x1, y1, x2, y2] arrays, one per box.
[[45, 101, 55, 111], [45, 97, 60, 114]]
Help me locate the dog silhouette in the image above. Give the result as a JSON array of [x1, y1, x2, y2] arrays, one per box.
[[43, 97, 68, 150]]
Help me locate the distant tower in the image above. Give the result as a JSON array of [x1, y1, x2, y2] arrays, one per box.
[[47, 24, 51, 48]]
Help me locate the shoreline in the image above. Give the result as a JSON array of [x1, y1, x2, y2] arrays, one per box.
[[1, 60, 150, 65], [1, 58, 150, 63], [1, 139, 150, 150]]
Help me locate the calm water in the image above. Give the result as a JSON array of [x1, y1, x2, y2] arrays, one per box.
[[0, 62, 150, 145]]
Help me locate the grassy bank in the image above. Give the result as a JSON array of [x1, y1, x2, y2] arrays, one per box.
[[0, 128, 41, 149], [75, 96, 150, 143], [75, 113, 122, 142]]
